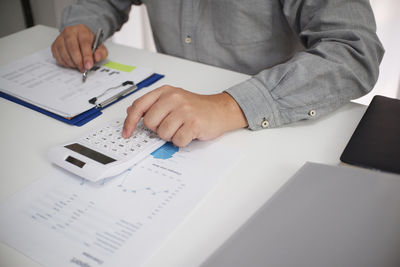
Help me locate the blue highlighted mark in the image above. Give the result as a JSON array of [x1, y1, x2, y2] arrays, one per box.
[[151, 142, 179, 159]]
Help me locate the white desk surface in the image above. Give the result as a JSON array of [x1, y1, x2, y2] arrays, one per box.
[[0, 25, 367, 267]]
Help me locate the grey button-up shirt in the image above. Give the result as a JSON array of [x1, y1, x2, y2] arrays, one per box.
[[61, 0, 384, 130]]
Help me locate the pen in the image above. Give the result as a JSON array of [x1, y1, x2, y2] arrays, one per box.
[[82, 28, 103, 83]]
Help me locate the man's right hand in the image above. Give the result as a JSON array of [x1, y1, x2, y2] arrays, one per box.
[[51, 24, 108, 72]]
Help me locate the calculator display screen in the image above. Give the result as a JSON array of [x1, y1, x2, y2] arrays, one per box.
[[65, 143, 116, 165]]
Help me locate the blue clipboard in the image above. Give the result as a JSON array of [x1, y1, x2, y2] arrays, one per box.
[[0, 73, 164, 126]]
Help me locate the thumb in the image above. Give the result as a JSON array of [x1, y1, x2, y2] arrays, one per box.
[[94, 44, 108, 63]]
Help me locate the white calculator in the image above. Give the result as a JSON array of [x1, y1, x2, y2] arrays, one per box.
[[48, 119, 166, 182]]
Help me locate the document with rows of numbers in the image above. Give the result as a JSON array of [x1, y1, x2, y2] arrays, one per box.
[[0, 140, 241, 267], [0, 48, 153, 118]]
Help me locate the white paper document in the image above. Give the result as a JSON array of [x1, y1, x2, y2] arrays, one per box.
[[0, 141, 240, 267], [0, 48, 153, 118]]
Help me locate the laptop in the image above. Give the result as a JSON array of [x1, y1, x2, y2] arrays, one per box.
[[201, 162, 400, 267]]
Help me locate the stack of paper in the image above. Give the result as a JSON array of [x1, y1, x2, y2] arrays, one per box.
[[0, 140, 241, 267]]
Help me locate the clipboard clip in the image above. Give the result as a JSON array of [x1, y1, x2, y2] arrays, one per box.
[[89, 81, 136, 108]]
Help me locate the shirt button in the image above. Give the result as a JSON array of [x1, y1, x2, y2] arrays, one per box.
[[261, 119, 270, 128], [308, 110, 316, 117], [184, 36, 192, 44]]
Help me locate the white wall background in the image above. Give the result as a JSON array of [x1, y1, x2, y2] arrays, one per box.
[[354, 0, 400, 104], [0, 0, 26, 37], [0, 0, 77, 37], [111, 5, 156, 52]]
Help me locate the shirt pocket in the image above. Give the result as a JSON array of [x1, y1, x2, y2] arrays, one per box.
[[210, 0, 272, 46]]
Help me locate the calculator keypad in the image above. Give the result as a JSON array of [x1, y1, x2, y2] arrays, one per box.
[[82, 119, 160, 159]]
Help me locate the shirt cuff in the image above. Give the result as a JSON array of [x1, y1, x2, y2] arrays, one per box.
[[225, 78, 281, 130]]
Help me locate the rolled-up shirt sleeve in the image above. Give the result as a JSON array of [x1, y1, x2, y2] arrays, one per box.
[[225, 0, 384, 130], [60, 0, 134, 38]]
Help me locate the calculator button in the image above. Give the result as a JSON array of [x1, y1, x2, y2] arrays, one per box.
[[77, 119, 164, 166], [110, 120, 123, 128]]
